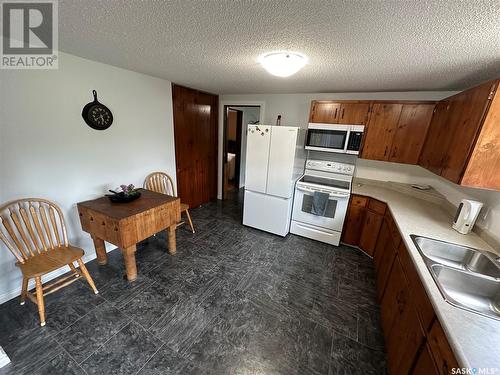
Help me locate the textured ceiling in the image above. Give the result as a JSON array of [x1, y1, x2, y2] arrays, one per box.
[[58, 0, 500, 94]]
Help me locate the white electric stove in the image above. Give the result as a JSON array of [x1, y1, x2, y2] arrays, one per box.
[[290, 159, 355, 245]]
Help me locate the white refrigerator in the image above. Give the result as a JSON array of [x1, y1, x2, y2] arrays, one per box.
[[243, 125, 306, 236]]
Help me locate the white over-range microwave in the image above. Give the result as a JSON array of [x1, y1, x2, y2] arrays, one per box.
[[305, 123, 365, 154]]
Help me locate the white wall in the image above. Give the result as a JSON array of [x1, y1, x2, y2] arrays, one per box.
[[228, 106, 261, 188], [0, 52, 177, 303], [220, 92, 500, 244]]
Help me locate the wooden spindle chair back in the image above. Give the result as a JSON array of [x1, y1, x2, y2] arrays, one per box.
[[0, 198, 68, 264], [144, 172, 176, 196], [144, 171, 195, 233], [0, 198, 98, 327]]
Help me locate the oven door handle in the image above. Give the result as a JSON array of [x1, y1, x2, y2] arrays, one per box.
[[296, 186, 349, 198]]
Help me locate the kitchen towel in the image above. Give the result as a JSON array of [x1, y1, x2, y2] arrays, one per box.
[[311, 191, 329, 216]]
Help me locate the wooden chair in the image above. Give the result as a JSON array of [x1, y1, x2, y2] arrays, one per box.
[[0, 198, 98, 327], [144, 172, 195, 233]]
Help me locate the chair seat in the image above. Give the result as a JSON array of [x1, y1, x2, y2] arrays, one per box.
[[16, 245, 84, 278], [180, 202, 189, 211]]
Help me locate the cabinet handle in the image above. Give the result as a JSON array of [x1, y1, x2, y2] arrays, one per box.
[[334, 108, 338, 118], [341, 108, 345, 119], [384, 146, 388, 157]]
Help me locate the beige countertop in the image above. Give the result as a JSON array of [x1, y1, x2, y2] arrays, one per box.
[[351, 179, 500, 371]]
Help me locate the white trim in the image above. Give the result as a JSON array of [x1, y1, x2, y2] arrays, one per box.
[[218, 100, 266, 200]]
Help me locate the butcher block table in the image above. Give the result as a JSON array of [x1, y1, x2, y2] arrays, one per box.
[[77, 189, 181, 281]]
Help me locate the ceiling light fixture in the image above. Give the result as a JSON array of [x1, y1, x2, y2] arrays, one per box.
[[259, 51, 308, 77]]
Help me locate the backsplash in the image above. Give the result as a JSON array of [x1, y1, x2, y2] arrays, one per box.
[[355, 159, 500, 247]]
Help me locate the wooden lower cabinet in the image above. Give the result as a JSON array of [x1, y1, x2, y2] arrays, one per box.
[[427, 320, 459, 375], [398, 242, 435, 331], [345, 197, 461, 375], [374, 220, 397, 301], [381, 257, 426, 374], [412, 343, 439, 375], [358, 209, 384, 256], [342, 195, 385, 255]]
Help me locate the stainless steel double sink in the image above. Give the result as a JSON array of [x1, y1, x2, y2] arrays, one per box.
[[411, 235, 500, 320]]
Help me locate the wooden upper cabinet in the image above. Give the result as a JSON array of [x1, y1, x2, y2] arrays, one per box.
[[419, 100, 452, 175], [361, 103, 403, 161], [440, 80, 496, 183], [338, 103, 371, 125], [389, 104, 435, 164], [309, 101, 370, 124], [419, 78, 500, 190], [462, 84, 500, 189], [309, 101, 341, 123]]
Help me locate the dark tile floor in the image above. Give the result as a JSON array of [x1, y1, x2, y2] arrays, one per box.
[[0, 190, 386, 375]]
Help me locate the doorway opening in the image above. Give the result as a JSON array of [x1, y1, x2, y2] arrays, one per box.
[[222, 105, 261, 200]]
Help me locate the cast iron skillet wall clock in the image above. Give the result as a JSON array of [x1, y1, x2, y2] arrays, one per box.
[[82, 90, 113, 130]]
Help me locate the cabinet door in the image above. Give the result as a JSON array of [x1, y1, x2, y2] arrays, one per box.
[[341, 196, 367, 246], [339, 103, 371, 125], [398, 242, 435, 331], [309, 101, 341, 123], [361, 103, 403, 161], [359, 209, 384, 256], [374, 220, 397, 301], [427, 320, 459, 375], [462, 82, 500, 189], [389, 104, 435, 164], [383, 258, 426, 375], [419, 101, 452, 175], [412, 343, 439, 375], [441, 81, 496, 183]]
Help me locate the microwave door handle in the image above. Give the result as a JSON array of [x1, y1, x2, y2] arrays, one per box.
[[343, 130, 350, 152]]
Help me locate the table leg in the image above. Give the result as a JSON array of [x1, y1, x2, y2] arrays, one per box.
[[92, 236, 108, 265], [121, 245, 137, 281], [167, 224, 176, 255]]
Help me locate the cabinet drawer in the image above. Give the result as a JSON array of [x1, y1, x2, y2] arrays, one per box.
[[427, 320, 459, 375], [351, 194, 368, 207], [398, 242, 435, 331], [368, 198, 387, 215]]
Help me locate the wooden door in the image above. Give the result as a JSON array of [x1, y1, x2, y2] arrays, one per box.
[[341, 195, 368, 246], [389, 104, 435, 164], [339, 103, 371, 125], [419, 101, 452, 175], [172, 84, 218, 208], [412, 343, 439, 375], [361, 103, 402, 160], [359, 209, 384, 256], [309, 101, 341, 123], [440, 81, 496, 183]]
